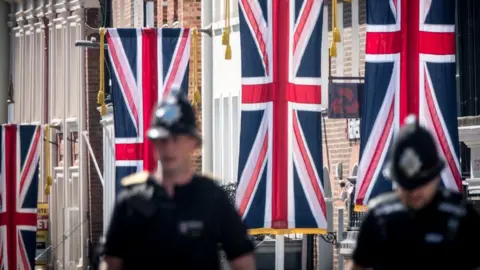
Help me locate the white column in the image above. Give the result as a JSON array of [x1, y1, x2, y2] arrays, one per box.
[[275, 235, 285, 270], [14, 16, 25, 123], [201, 0, 213, 173], [101, 109, 115, 234]]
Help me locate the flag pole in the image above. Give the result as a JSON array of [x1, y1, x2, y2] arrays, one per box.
[[275, 234, 285, 270]]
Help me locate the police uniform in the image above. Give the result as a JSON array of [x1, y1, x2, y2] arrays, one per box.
[[103, 93, 255, 269], [352, 116, 480, 270]]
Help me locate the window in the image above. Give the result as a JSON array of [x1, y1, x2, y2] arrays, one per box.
[[457, 0, 480, 117], [173, 0, 179, 22]]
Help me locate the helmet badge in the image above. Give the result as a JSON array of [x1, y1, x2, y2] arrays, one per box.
[[399, 148, 423, 178], [156, 103, 182, 126]]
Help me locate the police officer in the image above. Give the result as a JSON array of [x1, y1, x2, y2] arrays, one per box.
[[351, 115, 480, 270], [100, 92, 256, 270]]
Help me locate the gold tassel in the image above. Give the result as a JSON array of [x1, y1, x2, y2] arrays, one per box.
[[333, 27, 341, 43], [223, 0, 232, 60], [329, 42, 337, 57], [98, 28, 107, 116], [44, 125, 53, 196], [225, 44, 232, 60], [44, 184, 50, 196], [222, 27, 229, 46], [332, 0, 341, 42], [97, 90, 104, 105]]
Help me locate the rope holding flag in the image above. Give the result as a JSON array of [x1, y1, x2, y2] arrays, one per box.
[[222, 0, 232, 59], [44, 124, 52, 196], [191, 28, 201, 110], [98, 27, 107, 116]]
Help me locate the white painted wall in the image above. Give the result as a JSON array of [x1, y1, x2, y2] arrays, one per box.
[[203, 0, 243, 185], [211, 19, 242, 184]]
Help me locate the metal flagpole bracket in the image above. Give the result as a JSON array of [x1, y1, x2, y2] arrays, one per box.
[[319, 232, 338, 247], [75, 24, 214, 49]]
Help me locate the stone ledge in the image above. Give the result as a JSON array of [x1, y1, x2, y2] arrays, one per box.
[[458, 116, 480, 127]]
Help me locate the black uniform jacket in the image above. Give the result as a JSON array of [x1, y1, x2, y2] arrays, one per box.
[[353, 188, 480, 270], [103, 172, 255, 269]]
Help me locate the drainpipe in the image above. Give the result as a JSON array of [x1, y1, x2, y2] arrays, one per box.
[[0, 1, 10, 123]]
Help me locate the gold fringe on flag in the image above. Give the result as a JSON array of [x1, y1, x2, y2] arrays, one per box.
[[222, 0, 232, 59], [191, 28, 201, 110], [332, 0, 341, 42], [98, 28, 107, 116], [44, 125, 52, 196]]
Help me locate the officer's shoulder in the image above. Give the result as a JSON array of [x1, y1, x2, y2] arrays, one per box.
[[120, 171, 150, 187], [440, 188, 464, 203], [195, 173, 223, 188], [437, 188, 468, 217], [367, 192, 400, 209]]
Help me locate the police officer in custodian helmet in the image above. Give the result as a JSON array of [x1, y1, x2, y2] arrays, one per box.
[[100, 92, 256, 270], [351, 115, 480, 270]]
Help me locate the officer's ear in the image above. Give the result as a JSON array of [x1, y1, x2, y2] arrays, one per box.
[[195, 137, 202, 149]]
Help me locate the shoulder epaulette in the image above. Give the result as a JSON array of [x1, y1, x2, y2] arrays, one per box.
[[367, 192, 398, 209], [121, 171, 149, 187]]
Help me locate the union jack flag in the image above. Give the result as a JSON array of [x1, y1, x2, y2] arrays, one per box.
[[355, 0, 461, 207], [235, 0, 327, 233], [107, 28, 191, 193], [0, 124, 41, 270]]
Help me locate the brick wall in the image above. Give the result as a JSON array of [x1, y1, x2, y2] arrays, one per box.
[[323, 1, 366, 269], [84, 8, 104, 247]]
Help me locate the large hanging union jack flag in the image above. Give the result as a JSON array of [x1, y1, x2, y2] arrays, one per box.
[[355, 0, 461, 208], [107, 28, 191, 193], [236, 0, 327, 233], [0, 124, 41, 270]]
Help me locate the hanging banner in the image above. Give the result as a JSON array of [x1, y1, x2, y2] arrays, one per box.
[[36, 202, 49, 266], [328, 82, 363, 119]]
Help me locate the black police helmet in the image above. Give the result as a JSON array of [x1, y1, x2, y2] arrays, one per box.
[[383, 115, 444, 190], [147, 91, 201, 143]]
